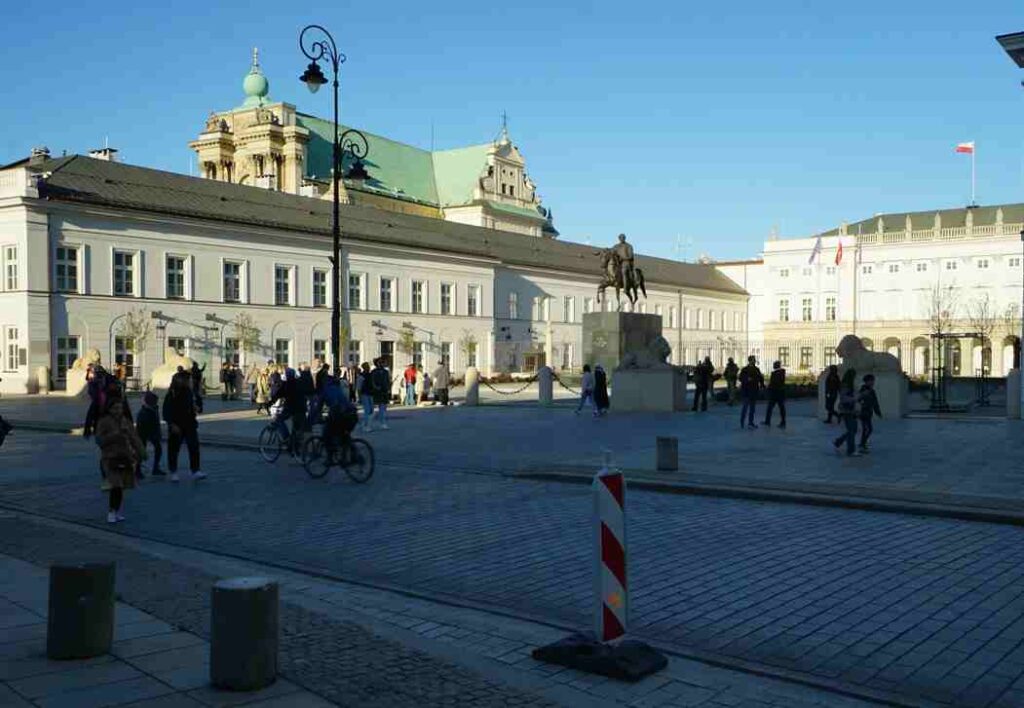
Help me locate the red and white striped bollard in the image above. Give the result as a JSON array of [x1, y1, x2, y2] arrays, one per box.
[[594, 450, 627, 643]]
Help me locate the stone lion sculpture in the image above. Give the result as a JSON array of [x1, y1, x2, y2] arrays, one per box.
[[65, 348, 102, 397], [617, 335, 673, 370], [150, 348, 196, 393], [835, 334, 901, 373]]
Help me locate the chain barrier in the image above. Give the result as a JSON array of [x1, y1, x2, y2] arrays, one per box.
[[550, 371, 580, 395], [480, 375, 539, 396]]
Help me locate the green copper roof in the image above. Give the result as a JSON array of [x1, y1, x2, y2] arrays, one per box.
[[431, 144, 490, 207], [297, 112, 439, 205], [240, 48, 271, 108], [483, 200, 545, 221]]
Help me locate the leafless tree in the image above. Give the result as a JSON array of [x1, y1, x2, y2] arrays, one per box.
[[118, 307, 152, 381], [967, 292, 998, 374], [924, 283, 959, 337], [232, 313, 262, 358]]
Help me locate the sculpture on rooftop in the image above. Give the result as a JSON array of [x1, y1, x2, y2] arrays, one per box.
[[597, 233, 646, 306]]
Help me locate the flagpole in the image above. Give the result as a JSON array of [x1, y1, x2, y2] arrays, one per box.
[[971, 143, 976, 206]]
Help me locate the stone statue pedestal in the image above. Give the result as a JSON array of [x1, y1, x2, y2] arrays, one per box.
[[817, 335, 909, 418], [582, 312, 662, 374], [611, 368, 688, 412]]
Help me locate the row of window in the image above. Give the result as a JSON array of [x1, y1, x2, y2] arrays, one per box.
[[779, 296, 838, 323], [348, 275, 482, 317], [780, 257, 1023, 280]]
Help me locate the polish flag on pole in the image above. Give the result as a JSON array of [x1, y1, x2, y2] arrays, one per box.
[[835, 240, 844, 266], [955, 142, 975, 154]]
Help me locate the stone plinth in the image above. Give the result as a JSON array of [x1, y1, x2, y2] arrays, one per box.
[[47, 563, 116, 659], [1008, 368, 1021, 419], [210, 577, 278, 691], [582, 312, 662, 373], [611, 368, 688, 412]]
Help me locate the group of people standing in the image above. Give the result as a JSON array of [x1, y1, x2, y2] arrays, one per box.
[[83, 363, 206, 524], [402, 361, 453, 407]]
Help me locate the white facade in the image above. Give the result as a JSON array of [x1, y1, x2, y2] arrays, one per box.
[[716, 207, 1024, 377], [0, 157, 746, 394]]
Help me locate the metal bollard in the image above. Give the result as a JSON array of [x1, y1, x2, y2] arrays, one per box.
[[210, 577, 278, 691], [655, 437, 678, 471], [47, 563, 116, 659]]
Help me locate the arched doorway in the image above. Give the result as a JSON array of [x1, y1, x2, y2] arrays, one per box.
[[1004, 335, 1021, 373], [883, 337, 901, 366], [971, 337, 992, 377], [947, 339, 962, 376], [912, 337, 930, 376]]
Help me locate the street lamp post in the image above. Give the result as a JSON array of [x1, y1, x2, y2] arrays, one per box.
[[996, 32, 1024, 416], [299, 25, 370, 376]]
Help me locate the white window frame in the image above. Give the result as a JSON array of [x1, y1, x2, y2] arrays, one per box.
[[779, 268, 790, 279], [165, 253, 190, 300], [509, 291, 519, 319], [379, 276, 396, 313], [274, 264, 294, 306], [411, 280, 426, 314], [1009, 256, 1022, 268], [944, 260, 958, 272], [3, 326, 20, 372], [224, 337, 241, 366], [55, 335, 80, 381], [563, 295, 575, 323], [55, 244, 82, 294], [348, 272, 364, 310], [312, 268, 328, 308], [440, 282, 454, 316], [312, 338, 328, 364], [112, 248, 138, 298], [779, 299, 790, 322], [801, 297, 813, 322], [862, 264, 873, 275], [826, 266, 836, 276], [114, 335, 135, 378], [222, 259, 247, 304], [915, 262, 928, 273], [347, 340, 362, 367], [888, 263, 900, 274], [274, 338, 292, 366], [467, 284, 481, 317], [976, 258, 990, 270], [167, 336, 187, 357], [669, 306, 678, 329], [825, 296, 837, 322], [3, 246, 17, 292]]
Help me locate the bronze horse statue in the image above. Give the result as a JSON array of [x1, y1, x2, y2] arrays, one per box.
[[596, 249, 646, 306]]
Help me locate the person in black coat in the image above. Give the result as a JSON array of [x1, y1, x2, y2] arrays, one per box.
[[824, 365, 840, 423], [738, 356, 764, 429], [763, 360, 787, 428], [315, 362, 330, 393], [593, 364, 610, 415], [135, 391, 164, 477], [858, 374, 882, 452], [189, 362, 206, 413], [270, 368, 307, 454], [163, 372, 205, 482]]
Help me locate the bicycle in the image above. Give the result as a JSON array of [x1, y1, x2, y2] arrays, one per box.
[[300, 432, 374, 482], [257, 420, 310, 463]]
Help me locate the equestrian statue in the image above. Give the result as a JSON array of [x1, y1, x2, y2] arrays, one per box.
[[596, 233, 647, 306]]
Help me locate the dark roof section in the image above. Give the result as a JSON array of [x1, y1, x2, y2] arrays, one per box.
[[815, 203, 1024, 237], [31, 156, 748, 297]]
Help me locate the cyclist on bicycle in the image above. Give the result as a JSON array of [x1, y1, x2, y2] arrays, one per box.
[[308, 376, 358, 457], [269, 368, 305, 455]]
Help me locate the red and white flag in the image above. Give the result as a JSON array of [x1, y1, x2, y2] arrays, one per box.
[[835, 241, 844, 266], [955, 141, 975, 154]]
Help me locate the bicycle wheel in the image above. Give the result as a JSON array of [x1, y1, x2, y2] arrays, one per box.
[[258, 425, 282, 463], [302, 435, 330, 479], [342, 438, 375, 483]]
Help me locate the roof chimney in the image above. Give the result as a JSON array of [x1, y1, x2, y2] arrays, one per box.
[[88, 147, 119, 162], [28, 146, 50, 166]]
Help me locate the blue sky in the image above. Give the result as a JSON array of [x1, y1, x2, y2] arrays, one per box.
[[2, 1, 1023, 260]]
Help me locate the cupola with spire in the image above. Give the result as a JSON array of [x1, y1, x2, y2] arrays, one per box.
[[241, 47, 270, 107]]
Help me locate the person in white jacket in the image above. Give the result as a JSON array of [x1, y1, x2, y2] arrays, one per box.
[[576, 364, 597, 415], [432, 363, 451, 406]]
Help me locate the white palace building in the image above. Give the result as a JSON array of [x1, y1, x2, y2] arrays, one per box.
[[0, 49, 1021, 394]]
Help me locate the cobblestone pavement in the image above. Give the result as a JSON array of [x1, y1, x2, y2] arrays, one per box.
[[0, 514, 875, 708], [5, 392, 1024, 508], [4, 432, 1024, 706]]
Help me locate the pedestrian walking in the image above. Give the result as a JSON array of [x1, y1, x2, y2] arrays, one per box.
[[245, 363, 259, 403], [190, 361, 206, 414], [738, 355, 764, 429], [219, 363, 231, 401], [357, 362, 374, 432], [576, 364, 597, 415], [763, 360, 787, 428], [832, 369, 860, 456], [723, 357, 739, 406], [593, 364, 610, 416], [824, 365, 840, 423], [255, 363, 272, 415], [403, 363, 418, 406], [315, 361, 330, 393], [94, 383, 144, 523], [857, 374, 882, 453], [432, 361, 451, 406], [163, 372, 206, 481], [135, 391, 164, 477], [420, 368, 432, 404], [370, 358, 391, 429]]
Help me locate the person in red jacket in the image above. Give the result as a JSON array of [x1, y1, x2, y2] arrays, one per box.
[[403, 363, 417, 406]]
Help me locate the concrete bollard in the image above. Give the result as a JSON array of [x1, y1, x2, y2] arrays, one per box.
[[37, 366, 50, 394], [655, 437, 678, 471], [210, 577, 278, 691], [538, 366, 553, 406], [47, 563, 116, 659], [464, 367, 480, 406], [1008, 368, 1021, 420]]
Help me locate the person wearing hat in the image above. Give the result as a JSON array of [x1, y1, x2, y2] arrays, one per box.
[[135, 391, 164, 477]]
